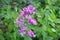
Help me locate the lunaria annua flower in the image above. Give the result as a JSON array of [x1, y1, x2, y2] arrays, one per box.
[[22, 5, 36, 15], [31, 19, 37, 25], [16, 18, 19, 22], [16, 5, 38, 37], [25, 15, 37, 25], [16, 17, 24, 25], [28, 30, 36, 37], [19, 27, 27, 36], [27, 5, 35, 14], [27, 5, 35, 10]]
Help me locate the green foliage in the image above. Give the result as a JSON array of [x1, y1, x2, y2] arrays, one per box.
[[0, 0, 60, 40]]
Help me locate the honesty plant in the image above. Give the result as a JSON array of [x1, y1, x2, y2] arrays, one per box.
[[16, 5, 39, 37]]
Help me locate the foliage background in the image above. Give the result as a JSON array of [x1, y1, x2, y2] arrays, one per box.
[[0, 0, 60, 40]]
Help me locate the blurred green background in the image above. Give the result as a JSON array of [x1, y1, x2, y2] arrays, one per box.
[[0, 0, 60, 40]]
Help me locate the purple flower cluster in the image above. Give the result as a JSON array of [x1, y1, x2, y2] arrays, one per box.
[[22, 5, 37, 25], [16, 5, 37, 37]]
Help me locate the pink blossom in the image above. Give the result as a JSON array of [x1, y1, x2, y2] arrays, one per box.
[[19, 18, 24, 25], [20, 11, 25, 17], [31, 19, 37, 25], [22, 7, 29, 14], [19, 27, 27, 36], [16, 18, 19, 22], [27, 5, 35, 10], [25, 15, 32, 19], [28, 30, 36, 37]]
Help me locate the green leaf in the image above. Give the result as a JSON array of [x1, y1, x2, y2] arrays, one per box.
[[8, 22, 14, 32], [55, 19, 60, 23], [47, 0, 51, 4], [0, 29, 3, 35], [47, 27, 53, 33], [0, 35, 4, 40], [7, 5, 11, 11], [47, 36, 53, 40], [49, 33, 58, 40], [24, 35, 32, 40], [40, 9, 44, 18], [50, 11, 57, 21], [42, 25, 47, 31]]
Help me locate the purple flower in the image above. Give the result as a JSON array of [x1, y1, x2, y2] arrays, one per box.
[[25, 15, 32, 24], [28, 18, 32, 24], [23, 7, 29, 14], [23, 7, 27, 11], [22, 5, 35, 15], [27, 5, 36, 14], [28, 10, 35, 14], [25, 15, 37, 25], [19, 11, 25, 17], [27, 18, 37, 25], [31, 19, 37, 25], [16, 17, 24, 24], [16, 18, 19, 22], [16, 18, 24, 28], [28, 30, 36, 37], [19, 27, 27, 36], [16, 5, 38, 37], [25, 15, 32, 19], [13, 2, 17, 4], [19, 18, 24, 25], [27, 5, 35, 11]]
